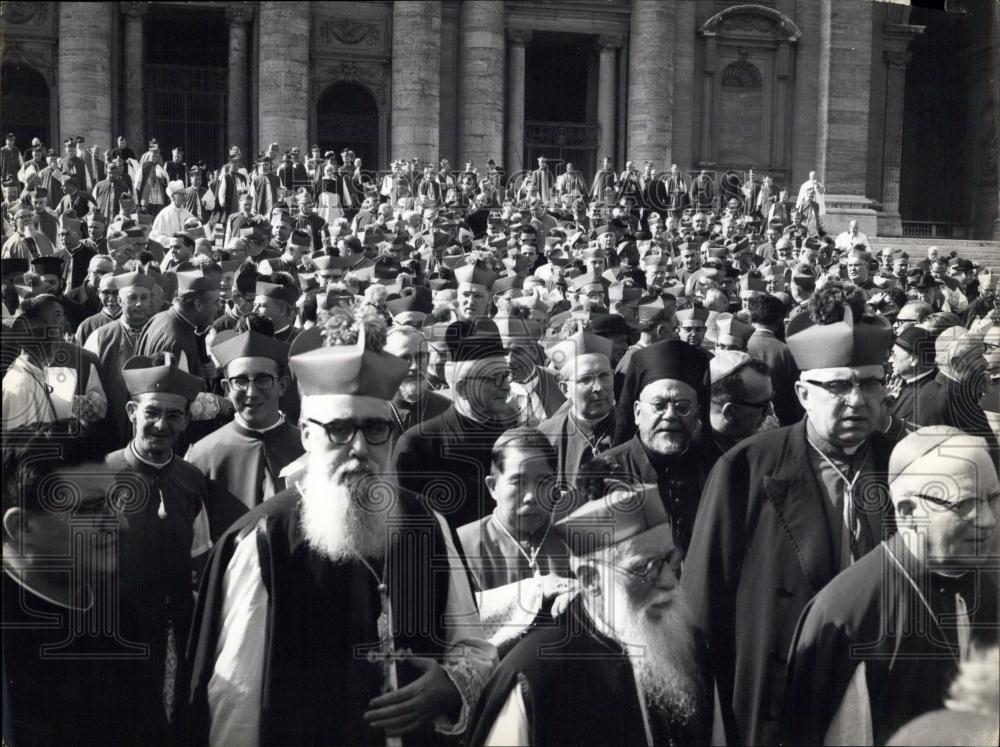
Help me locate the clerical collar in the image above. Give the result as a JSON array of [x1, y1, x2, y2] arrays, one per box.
[[119, 317, 143, 333], [234, 412, 284, 434], [3, 567, 93, 612], [273, 324, 292, 336], [172, 306, 204, 334], [128, 442, 173, 470], [571, 410, 612, 437], [900, 368, 935, 385]]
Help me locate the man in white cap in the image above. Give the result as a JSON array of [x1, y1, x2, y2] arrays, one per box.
[[184, 306, 495, 745], [469, 484, 711, 746], [784, 426, 999, 746], [150, 179, 196, 246], [683, 300, 899, 746]]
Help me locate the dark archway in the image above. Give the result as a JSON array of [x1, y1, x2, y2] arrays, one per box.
[[316, 82, 379, 170], [1, 62, 51, 151]]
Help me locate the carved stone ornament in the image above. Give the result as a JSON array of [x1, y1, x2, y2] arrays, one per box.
[[0, 1, 48, 24], [1, 40, 54, 71], [699, 4, 802, 42], [506, 29, 533, 46], [313, 59, 388, 106], [318, 17, 382, 48]]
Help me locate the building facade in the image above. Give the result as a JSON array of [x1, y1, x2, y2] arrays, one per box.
[[1, 0, 998, 239]]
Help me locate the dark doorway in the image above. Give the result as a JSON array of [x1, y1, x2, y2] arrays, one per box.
[[523, 32, 598, 182], [1, 63, 50, 152], [316, 82, 379, 170], [143, 5, 228, 168]]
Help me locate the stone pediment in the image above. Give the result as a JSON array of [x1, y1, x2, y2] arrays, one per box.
[[699, 4, 801, 42]]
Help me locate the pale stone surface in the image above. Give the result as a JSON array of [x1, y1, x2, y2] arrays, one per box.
[[227, 5, 254, 160], [457, 1, 505, 168], [257, 1, 310, 153], [391, 0, 441, 163], [596, 36, 620, 164], [121, 2, 146, 148], [504, 29, 530, 175], [627, 0, 674, 167], [58, 2, 113, 147]]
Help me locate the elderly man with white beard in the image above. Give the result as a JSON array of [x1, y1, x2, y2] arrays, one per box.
[[469, 484, 712, 746], [382, 325, 452, 439], [183, 306, 496, 746]]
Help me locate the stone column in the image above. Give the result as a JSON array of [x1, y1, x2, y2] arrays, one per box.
[[457, 0, 505, 168], [627, 0, 674, 166], [226, 5, 253, 160], [504, 29, 530, 175], [815, 0, 876, 236], [879, 48, 916, 236], [391, 1, 441, 164], [120, 2, 146, 147], [596, 35, 621, 163], [257, 1, 310, 152], [58, 3, 114, 146]]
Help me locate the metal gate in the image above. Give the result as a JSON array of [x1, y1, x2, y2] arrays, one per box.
[[144, 65, 226, 169]]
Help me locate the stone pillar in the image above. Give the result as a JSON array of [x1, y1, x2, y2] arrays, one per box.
[[226, 5, 253, 160], [257, 1, 310, 152], [58, 3, 114, 146], [816, 0, 877, 236], [505, 29, 530, 175], [627, 0, 674, 166], [391, 1, 441, 163], [120, 2, 146, 148], [457, 0, 505, 168], [879, 48, 917, 236], [596, 35, 621, 163]]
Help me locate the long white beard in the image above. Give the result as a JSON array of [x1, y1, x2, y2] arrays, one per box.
[[299, 459, 396, 562], [618, 597, 705, 729]]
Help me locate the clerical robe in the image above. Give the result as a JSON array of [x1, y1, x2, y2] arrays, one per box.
[[150, 203, 195, 246], [250, 173, 280, 216], [181, 487, 496, 746], [537, 409, 616, 488], [783, 534, 999, 746], [185, 416, 304, 539], [469, 596, 711, 747], [84, 316, 146, 446]]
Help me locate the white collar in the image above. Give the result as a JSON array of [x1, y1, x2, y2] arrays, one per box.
[[234, 412, 285, 434], [901, 368, 935, 384], [128, 442, 173, 469]]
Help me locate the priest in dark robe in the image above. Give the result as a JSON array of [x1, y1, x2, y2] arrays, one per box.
[[458, 426, 573, 651], [682, 302, 900, 747], [181, 305, 496, 745], [468, 484, 712, 746], [250, 156, 281, 217], [104, 355, 212, 734], [92, 161, 130, 222], [783, 427, 999, 746], [383, 324, 452, 439], [537, 330, 617, 488], [2, 426, 165, 746], [887, 326, 941, 425], [184, 166, 215, 225], [186, 330, 303, 539], [601, 339, 712, 557], [83, 271, 157, 446], [394, 319, 517, 534]]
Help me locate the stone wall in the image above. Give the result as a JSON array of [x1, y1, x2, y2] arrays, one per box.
[[257, 1, 310, 152], [390, 0, 441, 163], [58, 2, 114, 147]]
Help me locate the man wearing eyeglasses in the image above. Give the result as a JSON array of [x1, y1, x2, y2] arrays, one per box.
[[784, 426, 999, 746], [683, 294, 898, 747], [601, 340, 712, 556], [185, 330, 303, 538], [470, 485, 711, 747], [186, 307, 496, 745], [707, 351, 775, 462], [73, 270, 121, 347]]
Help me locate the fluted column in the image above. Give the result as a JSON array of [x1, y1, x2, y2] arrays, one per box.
[[58, 3, 114, 146], [596, 35, 622, 163], [257, 1, 310, 152], [505, 29, 530, 175], [226, 5, 253, 161], [879, 49, 913, 237], [627, 0, 674, 165], [391, 1, 441, 163], [457, 0, 505, 168], [120, 2, 146, 148]]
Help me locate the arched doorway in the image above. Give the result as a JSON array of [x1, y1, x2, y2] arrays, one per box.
[[316, 82, 379, 170], [1, 62, 51, 151]]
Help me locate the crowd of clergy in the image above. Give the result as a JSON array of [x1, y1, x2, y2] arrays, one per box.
[[2, 131, 999, 747]]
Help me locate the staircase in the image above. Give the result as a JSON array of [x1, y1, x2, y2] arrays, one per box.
[[869, 237, 1000, 273]]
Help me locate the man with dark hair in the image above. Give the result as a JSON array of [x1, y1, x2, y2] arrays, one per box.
[[252, 274, 300, 343], [161, 231, 196, 272], [707, 351, 773, 460], [458, 426, 572, 649], [747, 293, 802, 426], [3, 422, 163, 745], [186, 330, 303, 538], [887, 326, 940, 426]]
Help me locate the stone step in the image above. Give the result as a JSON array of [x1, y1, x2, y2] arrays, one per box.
[[870, 237, 998, 247], [870, 238, 1000, 273]]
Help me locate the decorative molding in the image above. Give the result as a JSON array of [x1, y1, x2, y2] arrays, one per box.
[[721, 59, 763, 89], [311, 58, 389, 108], [700, 4, 802, 43], [119, 1, 148, 19], [506, 28, 533, 46], [225, 4, 254, 26], [0, 1, 48, 24], [524, 121, 598, 148], [0, 40, 57, 85], [597, 34, 624, 52], [883, 49, 911, 68], [317, 17, 383, 49]]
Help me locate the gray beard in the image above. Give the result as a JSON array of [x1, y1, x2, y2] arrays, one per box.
[[299, 462, 396, 562], [615, 598, 706, 730]]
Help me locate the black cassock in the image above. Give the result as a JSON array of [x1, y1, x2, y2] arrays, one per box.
[[783, 533, 999, 745]]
